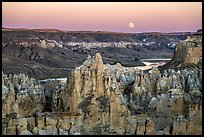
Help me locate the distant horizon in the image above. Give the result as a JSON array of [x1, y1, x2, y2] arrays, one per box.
[[2, 26, 199, 34], [3, 2, 202, 33]]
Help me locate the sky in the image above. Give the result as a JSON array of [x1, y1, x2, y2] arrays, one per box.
[[2, 2, 202, 33]]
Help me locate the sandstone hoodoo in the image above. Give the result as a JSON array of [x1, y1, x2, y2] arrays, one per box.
[[61, 52, 202, 135], [2, 30, 202, 135], [2, 53, 202, 135]]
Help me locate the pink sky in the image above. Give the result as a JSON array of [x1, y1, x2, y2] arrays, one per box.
[[2, 2, 202, 33]]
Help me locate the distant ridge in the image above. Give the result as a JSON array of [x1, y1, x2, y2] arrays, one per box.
[[2, 27, 67, 32], [2, 27, 196, 34], [2, 27, 135, 34]]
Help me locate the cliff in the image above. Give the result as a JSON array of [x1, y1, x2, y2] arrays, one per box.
[[161, 29, 202, 70]]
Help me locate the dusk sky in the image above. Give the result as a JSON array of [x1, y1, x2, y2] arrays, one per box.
[[2, 2, 202, 33]]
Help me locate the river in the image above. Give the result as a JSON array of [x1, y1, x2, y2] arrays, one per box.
[[38, 58, 171, 83]]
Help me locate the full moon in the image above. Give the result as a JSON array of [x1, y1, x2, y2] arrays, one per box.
[[129, 22, 134, 28]]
